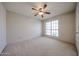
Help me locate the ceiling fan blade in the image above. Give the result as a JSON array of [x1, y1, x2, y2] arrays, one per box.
[[34, 13, 38, 16], [32, 8, 37, 11], [44, 12, 50, 14], [41, 15, 44, 18], [39, 8, 42, 11], [43, 4, 47, 9]]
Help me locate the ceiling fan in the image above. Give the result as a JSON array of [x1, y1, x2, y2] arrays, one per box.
[[32, 4, 51, 18]]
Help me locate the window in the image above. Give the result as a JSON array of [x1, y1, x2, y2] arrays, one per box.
[[52, 20, 58, 37], [45, 20, 58, 37], [45, 22, 51, 35]]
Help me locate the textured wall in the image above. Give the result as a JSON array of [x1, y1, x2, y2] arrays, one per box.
[[42, 12, 75, 44], [76, 3, 79, 55], [6, 11, 42, 44], [0, 3, 6, 53]]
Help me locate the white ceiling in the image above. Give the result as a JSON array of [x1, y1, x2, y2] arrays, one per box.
[[3, 2, 76, 20]]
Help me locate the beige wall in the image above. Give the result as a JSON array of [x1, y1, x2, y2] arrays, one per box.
[[42, 12, 75, 44], [6, 11, 41, 44], [76, 3, 79, 55], [0, 3, 6, 53]]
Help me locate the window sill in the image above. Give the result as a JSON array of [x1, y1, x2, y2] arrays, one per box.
[[43, 34, 59, 39]]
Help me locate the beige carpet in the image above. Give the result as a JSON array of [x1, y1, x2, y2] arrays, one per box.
[[1, 37, 77, 56]]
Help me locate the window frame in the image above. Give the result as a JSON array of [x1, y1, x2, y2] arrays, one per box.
[[44, 20, 59, 38]]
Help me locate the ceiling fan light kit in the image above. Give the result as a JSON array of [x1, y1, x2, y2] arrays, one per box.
[[38, 12, 44, 15], [32, 4, 51, 18]]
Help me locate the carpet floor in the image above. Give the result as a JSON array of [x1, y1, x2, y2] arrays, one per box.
[[1, 37, 77, 56]]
